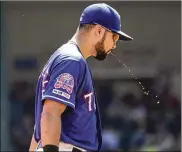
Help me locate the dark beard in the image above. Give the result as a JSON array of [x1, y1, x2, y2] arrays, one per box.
[[94, 31, 108, 61]]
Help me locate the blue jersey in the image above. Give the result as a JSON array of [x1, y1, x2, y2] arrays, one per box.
[[34, 41, 102, 151]]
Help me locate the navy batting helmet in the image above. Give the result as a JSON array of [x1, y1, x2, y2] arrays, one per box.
[[80, 3, 133, 41]]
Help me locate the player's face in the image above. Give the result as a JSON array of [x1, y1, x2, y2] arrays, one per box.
[[94, 28, 119, 61]]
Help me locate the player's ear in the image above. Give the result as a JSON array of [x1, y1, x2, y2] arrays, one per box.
[[94, 24, 104, 38]]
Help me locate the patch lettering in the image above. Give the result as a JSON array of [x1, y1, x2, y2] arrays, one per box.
[[52, 89, 70, 99]]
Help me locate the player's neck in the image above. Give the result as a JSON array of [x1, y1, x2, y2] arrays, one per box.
[[70, 33, 95, 59]]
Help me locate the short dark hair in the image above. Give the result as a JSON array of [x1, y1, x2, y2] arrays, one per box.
[[78, 24, 95, 32]]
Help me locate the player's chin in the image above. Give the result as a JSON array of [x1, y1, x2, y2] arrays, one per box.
[[94, 54, 107, 61]]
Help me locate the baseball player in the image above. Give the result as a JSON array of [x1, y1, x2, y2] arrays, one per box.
[[29, 3, 132, 152]]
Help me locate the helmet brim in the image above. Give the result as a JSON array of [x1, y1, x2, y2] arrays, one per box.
[[112, 29, 133, 41], [92, 22, 133, 41], [118, 30, 133, 41]]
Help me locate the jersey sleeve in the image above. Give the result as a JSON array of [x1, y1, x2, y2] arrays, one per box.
[[42, 60, 83, 109]]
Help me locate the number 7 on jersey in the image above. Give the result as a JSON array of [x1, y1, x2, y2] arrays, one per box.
[[84, 92, 96, 111]]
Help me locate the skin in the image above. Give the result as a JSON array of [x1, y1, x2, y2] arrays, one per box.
[[71, 24, 119, 60], [29, 100, 66, 151], [29, 24, 119, 152]]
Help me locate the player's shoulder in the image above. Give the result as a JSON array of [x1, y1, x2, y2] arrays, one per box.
[[47, 42, 87, 70]]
